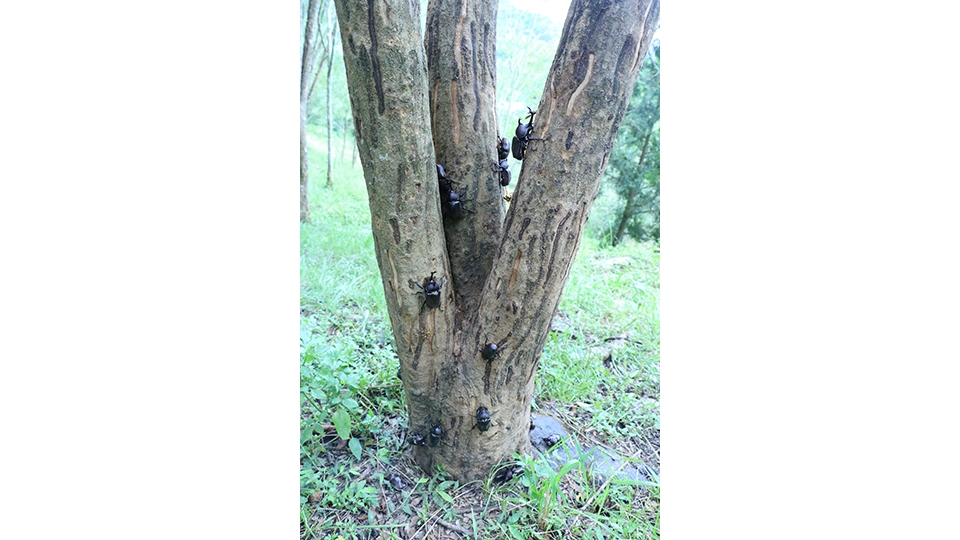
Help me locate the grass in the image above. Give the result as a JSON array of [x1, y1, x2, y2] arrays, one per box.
[[301, 129, 660, 539]]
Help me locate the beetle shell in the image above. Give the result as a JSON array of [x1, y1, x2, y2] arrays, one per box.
[[512, 107, 538, 161], [498, 159, 511, 186], [418, 271, 443, 310], [516, 117, 532, 139], [481, 342, 499, 360], [476, 407, 492, 432], [511, 136, 524, 160], [498, 137, 511, 160], [428, 424, 443, 447], [446, 189, 465, 220]]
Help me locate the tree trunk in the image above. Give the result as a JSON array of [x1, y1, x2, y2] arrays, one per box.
[[300, 100, 311, 223], [613, 187, 637, 246], [333, 0, 659, 481], [613, 126, 652, 246], [425, 0, 504, 308], [300, 0, 325, 222], [325, 1, 336, 189], [341, 112, 350, 161]]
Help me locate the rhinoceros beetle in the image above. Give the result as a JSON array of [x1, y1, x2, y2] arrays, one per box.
[[444, 187, 469, 220], [386, 472, 405, 491], [497, 137, 511, 160], [474, 406, 492, 432], [493, 464, 525, 485], [428, 423, 444, 447], [415, 271, 444, 310], [437, 163, 453, 196], [481, 342, 501, 361], [496, 158, 511, 186], [511, 106, 542, 160], [410, 432, 428, 447], [437, 164, 469, 219]]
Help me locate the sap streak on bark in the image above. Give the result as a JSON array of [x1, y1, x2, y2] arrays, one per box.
[[508, 250, 521, 289], [389, 218, 400, 244], [567, 53, 594, 114], [543, 210, 573, 288]]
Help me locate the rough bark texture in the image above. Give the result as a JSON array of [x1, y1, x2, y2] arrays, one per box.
[[333, 0, 457, 472], [425, 0, 503, 309], [464, 0, 661, 480], [333, 0, 660, 481]]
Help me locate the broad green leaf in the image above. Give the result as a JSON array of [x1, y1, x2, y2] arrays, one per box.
[[348, 437, 362, 459], [332, 408, 351, 440], [437, 489, 454, 504], [342, 397, 359, 412]]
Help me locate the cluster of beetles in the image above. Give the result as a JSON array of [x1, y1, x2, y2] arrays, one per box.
[[403, 106, 540, 451], [434, 106, 541, 221], [407, 268, 502, 448]]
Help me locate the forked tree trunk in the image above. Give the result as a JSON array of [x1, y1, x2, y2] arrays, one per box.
[[333, 0, 659, 481]]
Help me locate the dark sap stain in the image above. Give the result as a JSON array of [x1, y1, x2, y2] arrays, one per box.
[[518, 217, 531, 240], [613, 34, 637, 97], [366, 0, 385, 115], [389, 218, 400, 244]]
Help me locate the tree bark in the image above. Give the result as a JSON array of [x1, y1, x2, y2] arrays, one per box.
[[468, 0, 661, 476], [425, 0, 503, 308], [332, 0, 659, 481], [333, 0, 457, 472]]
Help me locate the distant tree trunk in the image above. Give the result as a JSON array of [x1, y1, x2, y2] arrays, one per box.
[[325, 1, 336, 188], [613, 127, 652, 246], [300, 101, 311, 223], [340, 113, 350, 161], [332, 0, 659, 481], [300, 0, 325, 222], [613, 186, 637, 246]]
